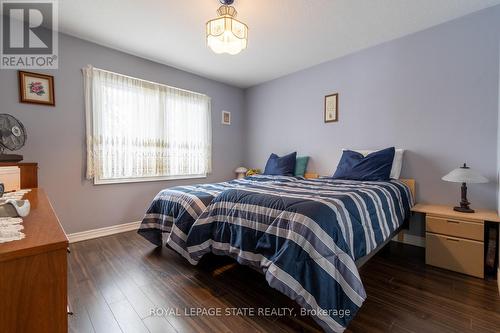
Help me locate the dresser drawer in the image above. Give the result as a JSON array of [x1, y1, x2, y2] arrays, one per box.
[[426, 215, 483, 241], [426, 232, 484, 278]]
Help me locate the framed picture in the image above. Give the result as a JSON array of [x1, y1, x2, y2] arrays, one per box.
[[324, 93, 338, 123], [18, 71, 55, 106], [222, 110, 231, 125]]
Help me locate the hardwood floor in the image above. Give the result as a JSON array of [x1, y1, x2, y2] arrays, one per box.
[[68, 231, 500, 333]]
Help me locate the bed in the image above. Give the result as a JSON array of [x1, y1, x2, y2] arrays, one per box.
[[138, 175, 414, 333]]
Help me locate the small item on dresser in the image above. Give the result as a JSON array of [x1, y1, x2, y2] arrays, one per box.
[[2, 188, 31, 200], [0, 199, 30, 217], [0, 183, 4, 197], [442, 163, 488, 213], [0, 217, 24, 243], [234, 166, 248, 179]]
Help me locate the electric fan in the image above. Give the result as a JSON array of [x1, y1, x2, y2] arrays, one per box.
[[0, 114, 26, 162]]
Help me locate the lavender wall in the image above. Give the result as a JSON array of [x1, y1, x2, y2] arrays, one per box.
[[497, 42, 500, 279], [497, 29, 500, 267], [0, 33, 245, 234], [245, 6, 500, 218], [1, 7, 499, 237]]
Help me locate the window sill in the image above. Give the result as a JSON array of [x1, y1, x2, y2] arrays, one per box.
[[93, 174, 207, 185]]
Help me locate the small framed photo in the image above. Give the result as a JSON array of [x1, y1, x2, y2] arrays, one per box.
[[324, 93, 338, 123], [18, 71, 55, 106], [222, 110, 231, 125]]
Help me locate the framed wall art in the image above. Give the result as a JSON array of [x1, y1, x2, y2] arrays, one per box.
[[222, 110, 231, 125], [324, 93, 338, 123], [18, 71, 55, 106]]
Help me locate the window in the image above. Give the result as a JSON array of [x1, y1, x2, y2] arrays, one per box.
[[83, 66, 212, 184]]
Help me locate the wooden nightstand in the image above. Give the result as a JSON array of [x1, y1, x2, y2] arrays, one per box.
[[411, 204, 500, 278]]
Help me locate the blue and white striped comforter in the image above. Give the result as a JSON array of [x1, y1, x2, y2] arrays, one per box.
[[138, 175, 413, 332]]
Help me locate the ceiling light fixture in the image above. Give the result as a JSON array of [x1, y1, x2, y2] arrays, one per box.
[[206, 0, 248, 55]]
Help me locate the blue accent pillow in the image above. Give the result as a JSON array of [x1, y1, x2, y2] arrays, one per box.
[[264, 152, 297, 176], [332, 147, 395, 181]]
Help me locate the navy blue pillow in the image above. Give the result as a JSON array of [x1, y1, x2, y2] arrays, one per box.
[[264, 152, 297, 176], [332, 147, 395, 181]]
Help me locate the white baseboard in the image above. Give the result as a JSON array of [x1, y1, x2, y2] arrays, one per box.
[[67, 221, 141, 243], [69, 223, 425, 246], [392, 231, 425, 248]]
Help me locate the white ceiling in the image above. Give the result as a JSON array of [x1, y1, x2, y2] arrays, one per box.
[[59, 0, 500, 88]]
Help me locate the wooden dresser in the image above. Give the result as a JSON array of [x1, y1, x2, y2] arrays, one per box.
[[0, 189, 68, 333], [0, 162, 38, 189]]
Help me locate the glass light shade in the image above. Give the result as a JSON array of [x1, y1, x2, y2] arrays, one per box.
[[235, 166, 248, 173], [206, 6, 248, 55], [442, 164, 488, 184], [235, 166, 248, 179]]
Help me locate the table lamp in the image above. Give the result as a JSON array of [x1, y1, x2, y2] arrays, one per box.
[[442, 163, 488, 213], [234, 167, 248, 179]]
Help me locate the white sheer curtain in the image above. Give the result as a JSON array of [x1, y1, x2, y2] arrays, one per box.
[[83, 65, 212, 183]]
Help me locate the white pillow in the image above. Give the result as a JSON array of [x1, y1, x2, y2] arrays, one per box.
[[342, 148, 404, 179]]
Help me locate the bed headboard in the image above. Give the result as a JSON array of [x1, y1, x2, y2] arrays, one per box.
[[304, 173, 319, 179], [304, 173, 416, 199], [399, 179, 416, 199]]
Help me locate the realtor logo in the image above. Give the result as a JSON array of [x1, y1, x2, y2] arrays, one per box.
[[1, 0, 58, 68]]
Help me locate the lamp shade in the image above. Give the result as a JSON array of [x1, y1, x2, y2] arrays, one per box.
[[235, 166, 248, 179], [442, 163, 488, 184], [235, 167, 248, 174]]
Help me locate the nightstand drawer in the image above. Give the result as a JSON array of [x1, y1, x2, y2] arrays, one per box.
[[426, 232, 484, 278], [426, 215, 483, 241]]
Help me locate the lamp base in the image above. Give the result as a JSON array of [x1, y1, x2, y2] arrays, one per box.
[[453, 206, 475, 213], [453, 182, 475, 213]]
